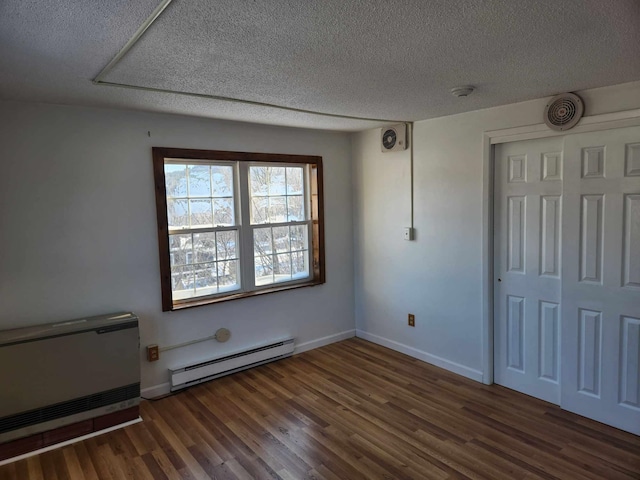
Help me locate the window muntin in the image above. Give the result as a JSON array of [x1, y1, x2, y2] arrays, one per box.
[[153, 148, 325, 311]]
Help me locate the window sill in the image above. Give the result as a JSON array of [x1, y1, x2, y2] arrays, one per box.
[[168, 279, 325, 311]]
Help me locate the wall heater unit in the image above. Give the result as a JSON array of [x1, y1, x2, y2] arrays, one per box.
[[0, 313, 140, 446], [170, 338, 295, 391]]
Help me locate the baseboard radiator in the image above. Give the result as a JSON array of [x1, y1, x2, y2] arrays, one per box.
[[170, 338, 295, 391], [0, 313, 140, 460]]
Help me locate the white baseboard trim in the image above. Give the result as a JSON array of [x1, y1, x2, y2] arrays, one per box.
[[141, 382, 171, 399], [0, 417, 142, 467], [140, 330, 356, 399], [294, 329, 356, 355], [355, 330, 484, 383]]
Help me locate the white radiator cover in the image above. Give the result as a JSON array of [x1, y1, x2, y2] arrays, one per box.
[[169, 338, 295, 391]]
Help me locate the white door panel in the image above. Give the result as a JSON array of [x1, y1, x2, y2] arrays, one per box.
[[494, 137, 564, 405], [561, 126, 640, 435]]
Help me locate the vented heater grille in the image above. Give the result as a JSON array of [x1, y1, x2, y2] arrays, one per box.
[[0, 383, 139, 434]]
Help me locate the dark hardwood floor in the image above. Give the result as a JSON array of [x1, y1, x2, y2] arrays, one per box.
[[1, 338, 639, 479]]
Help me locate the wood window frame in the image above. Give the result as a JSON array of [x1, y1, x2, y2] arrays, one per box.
[[152, 147, 325, 311]]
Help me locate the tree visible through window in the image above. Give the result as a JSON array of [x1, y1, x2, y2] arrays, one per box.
[[153, 148, 325, 311]]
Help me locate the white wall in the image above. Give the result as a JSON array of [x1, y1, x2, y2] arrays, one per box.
[[2, 80, 639, 395], [0, 101, 355, 394], [352, 81, 640, 381]]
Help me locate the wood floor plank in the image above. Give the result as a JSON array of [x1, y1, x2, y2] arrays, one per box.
[[81, 438, 113, 480], [96, 442, 128, 480], [141, 405, 211, 479], [1, 338, 639, 479], [141, 451, 170, 480], [0, 462, 16, 480], [148, 447, 185, 480], [60, 446, 84, 480], [142, 417, 189, 473], [106, 428, 139, 459], [39, 451, 60, 480], [72, 442, 99, 480], [25, 456, 45, 480]]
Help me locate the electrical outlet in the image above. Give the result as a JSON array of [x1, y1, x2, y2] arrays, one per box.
[[146, 344, 160, 362], [408, 314, 415, 327]]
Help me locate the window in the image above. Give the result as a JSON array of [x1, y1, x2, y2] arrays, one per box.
[[153, 148, 325, 311]]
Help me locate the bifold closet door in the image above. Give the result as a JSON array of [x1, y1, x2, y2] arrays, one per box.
[[561, 125, 640, 435]]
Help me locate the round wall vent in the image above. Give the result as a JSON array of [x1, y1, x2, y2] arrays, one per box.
[[382, 128, 397, 150], [544, 93, 584, 131]]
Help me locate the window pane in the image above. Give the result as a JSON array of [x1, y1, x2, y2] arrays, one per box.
[[250, 166, 268, 196], [213, 197, 235, 226], [212, 166, 233, 197], [273, 226, 290, 253], [216, 230, 237, 260], [189, 199, 213, 227], [165, 164, 187, 197], [255, 255, 273, 285], [273, 253, 292, 282], [218, 260, 239, 291], [268, 167, 286, 195], [169, 234, 192, 266], [253, 227, 273, 285], [251, 197, 268, 224], [171, 265, 194, 299], [188, 165, 211, 197], [287, 195, 304, 221], [268, 196, 287, 223], [167, 199, 189, 229], [194, 262, 217, 293], [292, 251, 309, 276], [286, 167, 303, 195], [193, 232, 216, 263], [290, 225, 308, 251], [253, 227, 272, 256]]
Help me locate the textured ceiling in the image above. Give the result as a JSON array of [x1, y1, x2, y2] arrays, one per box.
[[1, 0, 640, 131]]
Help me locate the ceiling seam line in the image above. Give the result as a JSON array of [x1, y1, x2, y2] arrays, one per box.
[[91, 0, 406, 123], [93, 0, 175, 83], [93, 80, 406, 123]]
